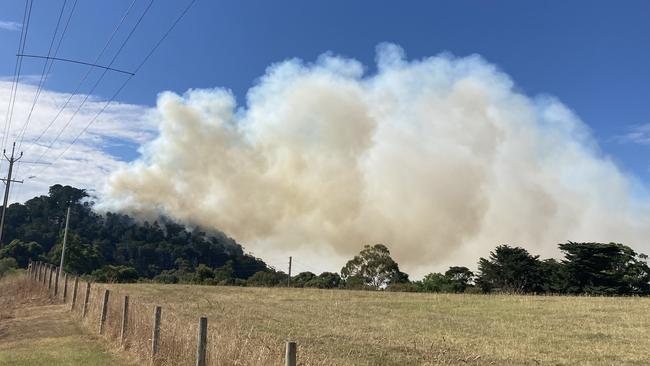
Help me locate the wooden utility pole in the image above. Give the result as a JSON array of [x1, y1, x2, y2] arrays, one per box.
[[0, 142, 23, 246], [58, 206, 71, 278]]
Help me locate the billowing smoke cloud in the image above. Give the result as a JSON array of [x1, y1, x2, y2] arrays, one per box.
[[102, 44, 650, 276]]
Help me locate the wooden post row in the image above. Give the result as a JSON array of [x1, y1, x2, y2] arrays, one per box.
[[99, 289, 110, 335], [196, 317, 208, 366], [152, 306, 162, 359]]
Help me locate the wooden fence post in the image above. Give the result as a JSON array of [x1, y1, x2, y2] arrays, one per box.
[[48, 265, 53, 290], [196, 317, 208, 366], [285, 341, 297, 366], [82, 282, 91, 318], [37, 262, 42, 282], [120, 295, 129, 343], [71, 276, 79, 311], [54, 266, 60, 297], [152, 306, 162, 359], [99, 289, 110, 335], [63, 273, 68, 302]]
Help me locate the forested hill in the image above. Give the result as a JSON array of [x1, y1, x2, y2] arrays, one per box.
[[0, 184, 268, 282]]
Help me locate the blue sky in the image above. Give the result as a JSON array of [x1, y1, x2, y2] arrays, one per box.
[[2, 0, 650, 274], [1, 0, 649, 184]]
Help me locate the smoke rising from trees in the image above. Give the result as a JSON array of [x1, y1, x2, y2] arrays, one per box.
[[101, 44, 650, 276]]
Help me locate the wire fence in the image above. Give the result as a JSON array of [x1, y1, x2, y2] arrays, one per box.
[[27, 261, 299, 366]]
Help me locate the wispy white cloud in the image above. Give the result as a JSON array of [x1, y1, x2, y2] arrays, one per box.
[[0, 20, 21, 32], [616, 124, 650, 145], [0, 80, 155, 203]]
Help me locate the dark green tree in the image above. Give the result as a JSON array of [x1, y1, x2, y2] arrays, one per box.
[[559, 242, 650, 295], [0, 185, 272, 284], [538, 258, 566, 293], [305, 272, 342, 289], [476, 245, 542, 293], [420, 272, 451, 292], [444, 266, 474, 292], [0, 239, 43, 267], [0, 257, 17, 277], [341, 244, 409, 289], [291, 271, 316, 287], [90, 265, 139, 283], [247, 270, 287, 287]]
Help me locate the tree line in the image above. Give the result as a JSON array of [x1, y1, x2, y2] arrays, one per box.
[[1, 185, 649, 296]]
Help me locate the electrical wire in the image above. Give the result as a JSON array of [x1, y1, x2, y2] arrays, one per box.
[[10, 0, 77, 205], [22, 0, 139, 156], [16, 0, 76, 151], [31, 0, 198, 178], [1, 0, 33, 156]]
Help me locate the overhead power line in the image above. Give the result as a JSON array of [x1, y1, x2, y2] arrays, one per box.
[[1, 0, 33, 155], [22, 0, 139, 155], [16, 54, 135, 76], [30, 0, 198, 178], [28, 0, 154, 170], [10, 0, 77, 206], [16, 0, 77, 152]]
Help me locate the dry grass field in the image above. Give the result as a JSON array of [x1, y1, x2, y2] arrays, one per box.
[[0, 274, 134, 366], [6, 269, 650, 366], [94, 282, 650, 366]]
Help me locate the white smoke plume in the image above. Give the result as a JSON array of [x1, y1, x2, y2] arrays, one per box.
[[102, 44, 650, 276]]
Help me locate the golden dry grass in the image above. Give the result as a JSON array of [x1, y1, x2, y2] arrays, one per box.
[[82, 282, 650, 366], [17, 267, 650, 366], [0, 273, 135, 366]]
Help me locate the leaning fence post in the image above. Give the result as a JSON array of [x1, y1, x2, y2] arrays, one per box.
[[63, 273, 68, 302], [54, 266, 60, 297], [285, 341, 297, 366], [120, 295, 129, 343], [82, 282, 91, 318], [71, 276, 79, 311], [99, 289, 110, 335], [196, 317, 208, 366], [48, 265, 54, 290], [152, 306, 162, 359]]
